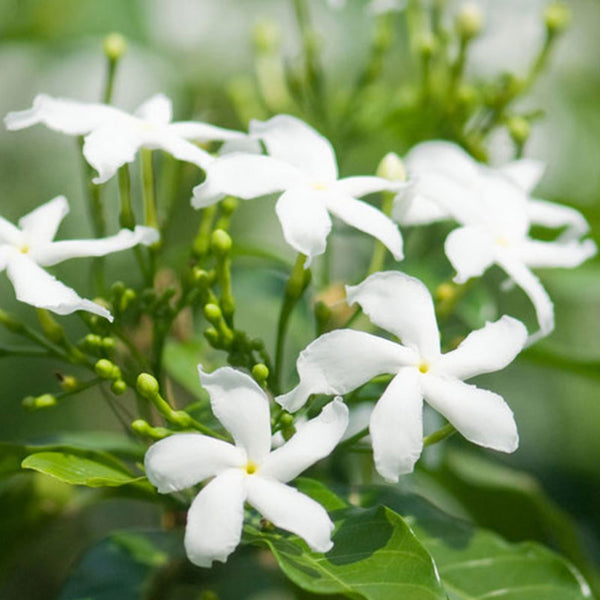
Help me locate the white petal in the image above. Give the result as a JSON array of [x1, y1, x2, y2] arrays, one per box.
[[406, 141, 480, 184], [34, 226, 159, 267], [369, 368, 424, 482], [83, 124, 142, 184], [495, 250, 555, 339], [331, 176, 405, 198], [0, 216, 25, 246], [184, 469, 246, 568], [346, 271, 440, 360], [517, 239, 597, 269], [526, 198, 590, 240], [276, 329, 416, 412], [246, 477, 334, 553], [191, 153, 306, 206], [325, 193, 404, 261], [393, 190, 451, 226], [500, 159, 545, 193], [250, 115, 338, 182], [275, 188, 332, 259], [144, 433, 245, 493], [437, 316, 527, 380], [150, 132, 214, 169], [4, 94, 121, 134], [261, 398, 349, 482], [219, 135, 263, 155], [6, 254, 112, 320], [191, 173, 226, 209], [421, 375, 518, 453], [19, 196, 69, 245], [168, 121, 246, 142], [135, 94, 172, 125], [444, 226, 495, 284], [198, 365, 272, 464]]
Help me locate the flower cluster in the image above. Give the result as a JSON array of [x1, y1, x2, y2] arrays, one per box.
[[4, 86, 595, 569]]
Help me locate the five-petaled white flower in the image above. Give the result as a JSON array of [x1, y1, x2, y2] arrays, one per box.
[[144, 365, 349, 568], [392, 141, 597, 341], [277, 271, 527, 482], [5, 93, 245, 184], [0, 196, 158, 321], [192, 115, 405, 264]]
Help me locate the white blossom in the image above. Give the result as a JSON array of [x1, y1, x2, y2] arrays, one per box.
[[0, 196, 158, 321], [145, 365, 349, 568], [392, 141, 597, 340], [277, 271, 527, 482], [192, 114, 405, 264], [5, 93, 245, 184]]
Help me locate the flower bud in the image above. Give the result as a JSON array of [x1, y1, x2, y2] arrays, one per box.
[[203, 303, 222, 324], [136, 373, 160, 399], [120, 289, 137, 311], [544, 2, 571, 35], [211, 229, 232, 255], [221, 196, 239, 216], [204, 327, 220, 347], [417, 32, 437, 59], [376, 152, 407, 182], [252, 363, 270, 385], [23, 394, 57, 411], [435, 282, 457, 302], [103, 33, 127, 62], [37, 309, 65, 344], [101, 337, 116, 352], [456, 3, 484, 39], [94, 359, 122, 381], [57, 374, 79, 393], [507, 116, 531, 145], [132, 419, 170, 440], [111, 379, 127, 395], [252, 20, 281, 54], [84, 333, 103, 350], [0, 309, 24, 333]]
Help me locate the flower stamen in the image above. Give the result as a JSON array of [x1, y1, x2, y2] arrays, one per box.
[[245, 461, 258, 475]]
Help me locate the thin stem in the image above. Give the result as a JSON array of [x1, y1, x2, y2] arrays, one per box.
[[367, 191, 395, 275], [423, 423, 456, 447], [141, 149, 159, 230], [118, 165, 135, 229], [275, 253, 309, 387]]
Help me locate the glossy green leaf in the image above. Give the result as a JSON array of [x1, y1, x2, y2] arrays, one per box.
[[21, 450, 143, 487], [295, 477, 348, 512], [362, 486, 593, 600], [247, 505, 446, 600]]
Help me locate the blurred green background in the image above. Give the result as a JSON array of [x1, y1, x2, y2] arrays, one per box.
[[0, 0, 599, 598]]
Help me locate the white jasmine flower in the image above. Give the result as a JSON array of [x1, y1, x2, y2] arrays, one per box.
[[145, 365, 349, 568], [5, 93, 245, 184], [392, 141, 597, 340], [192, 114, 405, 264], [277, 271, 527, 482], [0, 196, 158, 321]]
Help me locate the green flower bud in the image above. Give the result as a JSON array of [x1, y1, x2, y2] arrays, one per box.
[[111, 281, 126, 296], [0, 309, 24, 333], [204, 327, 220, 347], [23, 394, 57, 411], [252, 20, 281, 53], [544, 2, 571, 34], [101, 337, 116, 352], [376, 152, 407, 182], [94, 359, 121, 381], [37, 309, 65, 344], [204, 303, 222, 323], [221, 196, 239, 216], [111, 379, 127, 395], [252, 363, 270, 385], [136, 373, 160, 398], [131, 419, 170, 440], [211, 229, 232, 255], [103, 33, 127, 62], [58, 375, 79, 393], [507, 116, 531, 145], [193, 268, 211, 287], [456, 2, 484, 39], [120, 289, 137, 311], [417, 32, 437, 59], [279, 412, 294, 427], [84, 333, 103, 350]]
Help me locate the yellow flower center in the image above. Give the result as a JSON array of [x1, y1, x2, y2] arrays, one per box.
[[20, 244, 30, 254], [495, 236, 510, 248], [245, 461, 258, 475], [311, 182, 328, 191], [418, 361, 429, 374]]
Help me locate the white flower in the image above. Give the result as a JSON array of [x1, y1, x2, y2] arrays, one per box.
[[392, 141, 597, 340], [277, 271, 527, 482], [192, 115, 405, 264], [0, 196, 158, 321], [144, 365, 349, 568], [4, 93, 245, 184]]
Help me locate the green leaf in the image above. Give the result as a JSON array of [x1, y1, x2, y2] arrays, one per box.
[[295, 477, 348, 512], [21, 450, 143, 487], [247, 505, 446, 600], [362, 486, 593, 600]]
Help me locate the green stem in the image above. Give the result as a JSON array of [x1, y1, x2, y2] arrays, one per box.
[[423, 423, 456, 447], [118, 165, 135, 229], [193, 204, 217, 258], [141, 149, 158, 230], [367, 191, 396, 275], [275, 253, 309, 386]]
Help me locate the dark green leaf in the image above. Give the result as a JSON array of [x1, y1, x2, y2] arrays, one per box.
[[295, 477, 348, 512], [247, 505, 446, 600], [22, 450, 143, 487]]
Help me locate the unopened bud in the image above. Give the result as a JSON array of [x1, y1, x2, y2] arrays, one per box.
[[120, 289, 137, 311], [252, 363, 270, 385], [94, 359, 121, 381], [136, 373, 160, 399], [23, 394, 57, 411], [0, 309, 24, 333], [111, 379, 127, 395], [211, 229, 232, 255], [456, 3, 484, 39], [58, 375, 79, 393], [507, 116, 531, 145], [221, 196, 239, 216], [204, 327, 220, 347], [418, 32, 436, 59], [253, 20, 281, 53], [436, 282, 457, 302], [103, 33, 127, 62], [131, 419, 170, 440], [544, 2, 571, 34], [37, 309, 65, 344], [376, 152, 407, 182], [101, 337, 116, 352], [203, 303, 222, 324]]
